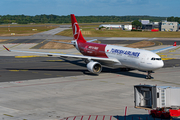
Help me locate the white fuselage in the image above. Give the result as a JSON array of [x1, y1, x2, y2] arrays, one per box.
[[104, 45, 164, 71]]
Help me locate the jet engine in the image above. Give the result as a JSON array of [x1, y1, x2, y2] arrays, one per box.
[[87, 61, 102, 74]]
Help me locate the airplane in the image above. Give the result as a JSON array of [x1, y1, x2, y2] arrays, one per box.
[[3, 14, 177, 79]]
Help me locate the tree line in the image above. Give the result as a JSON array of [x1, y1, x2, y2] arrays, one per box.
[[167, 16, 180, 23], [0, 14, 176, 24]]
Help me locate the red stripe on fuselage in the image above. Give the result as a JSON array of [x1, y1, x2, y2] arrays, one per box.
[[77, 41, 108, 58]]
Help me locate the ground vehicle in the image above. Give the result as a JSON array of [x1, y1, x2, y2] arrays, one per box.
[[150, 108, 180, 119], [150, 108, 170, 119]]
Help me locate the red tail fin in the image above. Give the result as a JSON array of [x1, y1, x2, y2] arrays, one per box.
[[173, 42, 176, 46], [71, 14, 86, 43]]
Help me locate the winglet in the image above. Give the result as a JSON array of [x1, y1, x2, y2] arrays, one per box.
[[173, 42, 176, 46], [3, 45, 11, 52]]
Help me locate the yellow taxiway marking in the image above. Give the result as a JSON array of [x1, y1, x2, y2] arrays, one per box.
[[157, 52, 165, 55], [159, 55, 167, 57], [169, 47, 180, 52], [168, 54, 180, 55], [161, 58, 175, 60], [175, 64, 179, 66], [3, 114, 14, 117], [57, 75, 63, 77], [9, 70, 19, 72], [15, 55, 47, 58], [158, 41, 163, 45], [100, 81, 108, 83], [19, 69, 28, 71], [169, 50, 176, 52], [116, 83, 125, 85], [9, 69, 29, 72], [46, 60, 63, 62], [44, 73, 51, 76]]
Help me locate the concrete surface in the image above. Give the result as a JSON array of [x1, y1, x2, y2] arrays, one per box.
[[0, 67, 180, 120]]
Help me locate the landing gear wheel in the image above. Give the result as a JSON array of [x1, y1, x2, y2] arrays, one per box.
[[121, 68, 130, 71], [151, 113, 156, 118], [161, 114, 165, 119], [146, 71, 152, 79]]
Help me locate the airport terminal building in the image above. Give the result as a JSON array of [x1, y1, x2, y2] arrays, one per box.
[[159, 22, 179, 31], [141, 21, 179, 31]]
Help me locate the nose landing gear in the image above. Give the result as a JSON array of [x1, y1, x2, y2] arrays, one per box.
[[146, 71, 152, 79]]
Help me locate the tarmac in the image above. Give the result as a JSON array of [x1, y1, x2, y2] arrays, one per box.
[[1, 28, 180, 120], [0, 66, 180, 120]]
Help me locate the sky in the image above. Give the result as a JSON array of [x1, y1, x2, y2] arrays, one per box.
[[0, 0, 179, 17]]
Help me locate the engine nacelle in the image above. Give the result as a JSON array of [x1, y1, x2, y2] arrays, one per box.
[[87, 61, 102, 74], [71, 40, 76, 45]]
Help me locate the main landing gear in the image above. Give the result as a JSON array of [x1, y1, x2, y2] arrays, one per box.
[[121, 68, 130, 71], [146, 71, 152, 79]]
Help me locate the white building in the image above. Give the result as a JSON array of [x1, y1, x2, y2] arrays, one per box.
[[139, 20, 150, 24], [99, 24, 132, 30], [99, 24, 122, 29], [122, 25, 132, 30]]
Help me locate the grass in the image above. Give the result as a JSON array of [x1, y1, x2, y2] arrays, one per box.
[[40, 40, 74, 49], [0, 26, 58, 36], [67, 22, 131, 28], [0, 23, 61, 27], [57, 28, 180, 38], [125, 41, 155, 48]]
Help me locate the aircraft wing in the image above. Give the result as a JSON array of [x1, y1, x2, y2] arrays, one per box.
[[46, 39, 97, 45], [87, 39, 97, 42], [46, 40, 74, 45], [151, 46, 176, 53], [151, 42, 177, 53], [3, 45, 121, 64]]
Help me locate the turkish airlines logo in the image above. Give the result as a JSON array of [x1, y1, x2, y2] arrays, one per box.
[[73, 22, 80, 40]]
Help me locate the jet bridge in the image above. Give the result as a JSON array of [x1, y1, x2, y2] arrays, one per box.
[[134, 85, 180, 109]]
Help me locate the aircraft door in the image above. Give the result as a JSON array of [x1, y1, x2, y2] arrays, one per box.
[[140, 54, 147, 67]]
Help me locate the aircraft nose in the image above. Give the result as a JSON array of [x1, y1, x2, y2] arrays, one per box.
[[158, 60, 164, 68]]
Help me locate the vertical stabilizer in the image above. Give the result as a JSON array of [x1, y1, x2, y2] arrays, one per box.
[[71, 14, 86, 43], [173, 42, 176, 46]]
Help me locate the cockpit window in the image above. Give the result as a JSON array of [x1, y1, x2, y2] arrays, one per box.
[[151, 58, 162, 60], [156, 58, 161, 60]]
